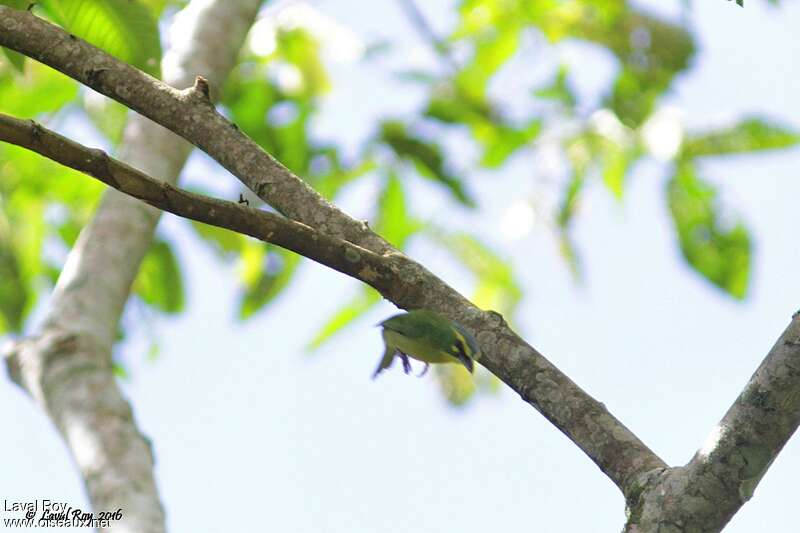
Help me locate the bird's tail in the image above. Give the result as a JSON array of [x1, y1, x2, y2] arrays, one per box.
[[372, 346, 396, 379]]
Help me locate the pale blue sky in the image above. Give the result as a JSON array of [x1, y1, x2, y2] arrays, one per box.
[[2, 1, 800, 531]]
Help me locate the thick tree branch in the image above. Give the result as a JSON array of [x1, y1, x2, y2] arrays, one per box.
[[1, 2, 262, 532], [626, 315, 800, 531], [0, 5, 667, 499]]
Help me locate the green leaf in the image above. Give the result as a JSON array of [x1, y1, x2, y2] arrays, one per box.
[[557, 230, 582, 281], [557, 169, 585, 229], [476, 119, 541, 168], [587, 12, 695, 126], [431, 230, 522, 318], [380, 121, 475, 207], [276, 28, 329, 97], [0, 0, 28, 13], [0, 61, 78, 116], [667, 163, 751, 299], [453, 1, 523, 100], [556, 168, 587, 279], [112, 361, 129, 379], [0, 223, 27, 333], [456, 23, 521, 101], [0, 189, 47, 332], [1, 48, 25, 74], [137, 0, 171, 17], [307, 287, 381, 350], [223, 63, 318, 177], [533, 65, 577, 108], [600, 141, 634, 200], [374, 172, 424, 247], [40, 0, 162, 77], [682, 118, 800, 158], [190, 220, 246, 260], [314, 154, 376, 200], [134, 239, 185, 313], [426, 85, 539, 169], [238, 245, 301, 319]]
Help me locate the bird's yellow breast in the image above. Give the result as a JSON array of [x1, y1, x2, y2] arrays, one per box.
[[382, 329, 459, 365]]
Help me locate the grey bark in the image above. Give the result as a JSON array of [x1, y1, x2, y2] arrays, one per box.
[[2, 1, 261, 532], [625, 315, 800, 532]]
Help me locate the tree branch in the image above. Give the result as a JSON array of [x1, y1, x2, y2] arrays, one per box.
[[0, 5, 668, 499], [626, 314, 800, 531], [0, 113, 398, 290], [1, 2, 262, 531], [0, 4, 388, 254]]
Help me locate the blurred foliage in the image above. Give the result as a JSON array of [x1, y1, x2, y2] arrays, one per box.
[[681, 118, 800, 158], [0, 0, 163, 77], [0, 1, 28, 72], [667, 163, 750, 298], [133, 239, 185, 313], [0, 58, 101, 333], [0, 0, 798, 406]]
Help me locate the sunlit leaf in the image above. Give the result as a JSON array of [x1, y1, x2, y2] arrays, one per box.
[[682, 118, 800, 158], [600, 141, 634, 200], [134, 239, 185, 313], [374, 171, 424, 247], [476, 119, 541, 168], [307, 287, 381, 350], [0, 0, 27, 75], [426, 85, 539, 169], [40, 0, 162, 77], [0, 61, 78, 116], [138, 0, 171, 17], [190, 220, 247, 260], [556, 167, 586, 279], [238, 245, 302, 319], [667, 163, 751, 299], [314, 154, 376, 200], [431, 230, 522, 318], [557, 169, 585, 229], [534, 65, 577, 109], [223, 62, 317, 177], [276, 28, 330, 96], [434, 363, 477, 407], [456, 21, 521, 101]]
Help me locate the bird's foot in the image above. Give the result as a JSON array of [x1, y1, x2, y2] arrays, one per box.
[[399, 352, 412, 374], [416, 363, 430, 377]]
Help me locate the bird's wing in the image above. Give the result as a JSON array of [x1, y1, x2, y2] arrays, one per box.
[[380, 313, 438, 339], [372, 345, 396, 379]]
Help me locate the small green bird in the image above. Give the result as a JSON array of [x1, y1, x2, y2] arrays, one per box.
[[373, 310, 481, 378]]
